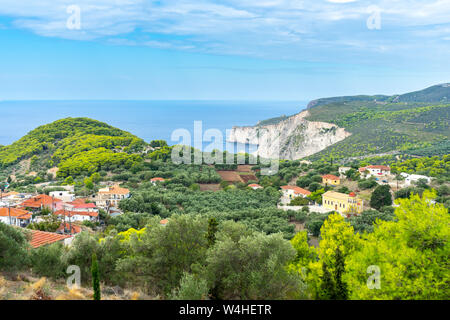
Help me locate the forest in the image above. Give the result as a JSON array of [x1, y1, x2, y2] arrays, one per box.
[[1, 191, 448, 300]]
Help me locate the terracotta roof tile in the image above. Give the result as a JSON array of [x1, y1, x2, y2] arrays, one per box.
[[0, 207, 32, 220], [68, 201, 97, 209], [29, 230, 72, 249], [281, 185, 311, 195], [57, 223, 82, 234], [322, 174, 340, 180], [21, 194, 62, 208], [98, 185, 130, 195]]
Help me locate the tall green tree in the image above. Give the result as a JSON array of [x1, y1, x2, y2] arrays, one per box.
[[318, 262, 335, 300], [206, 218, 219, 247], [334, 247, 348, 300], [370, 184, 392, 210], [91, 253, 101, 300]]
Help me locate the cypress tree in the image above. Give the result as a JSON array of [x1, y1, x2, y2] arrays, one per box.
[[334, 247, 348, 300], [91, 253, 101, 300], [206, 218, 219, 247], [319, 262, 335, 300]]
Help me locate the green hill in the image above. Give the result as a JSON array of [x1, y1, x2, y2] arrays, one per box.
[[0, 118, 146, 177], [395, 83, 450, 103], [303, 84, 450, 160], [306, 83, 450, 109]]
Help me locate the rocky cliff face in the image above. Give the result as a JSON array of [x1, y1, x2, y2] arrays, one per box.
[[228, 110, 351, 160]]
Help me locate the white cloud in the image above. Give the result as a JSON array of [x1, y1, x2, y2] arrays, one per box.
[[0, 0, 448, 59], [327, 0, 358, 3]]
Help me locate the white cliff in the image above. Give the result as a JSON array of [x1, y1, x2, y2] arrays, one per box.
[[227, 110, 351, 160]]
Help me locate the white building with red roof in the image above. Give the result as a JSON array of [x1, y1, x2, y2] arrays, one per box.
[[0, 207, 32, 227], [280, 186, 311, 200], [54, 209, 98, 222], [359, 165, 391, 177], [67, 199, 98, 212], [248, 183, 263, 190]]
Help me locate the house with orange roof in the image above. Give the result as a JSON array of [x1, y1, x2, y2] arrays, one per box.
[[0, 191, 19, 199], [92, 184, 130, 208], [28, 229, 73, 249], [151, 177, 166, 185], [0, 207, 32, 227], [67, 199, 98, 212], [20, 194, 62, 212], [322, 174, 340, 186], [160, 219, 169, 226], [248, 183, 263, 190], [280, 186, 311, 200], [57, 222, 82, 235]]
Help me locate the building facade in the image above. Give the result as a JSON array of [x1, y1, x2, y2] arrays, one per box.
[[93, 185, 130, 208], [281, 186, 311, 199], [322, 191, 364, 216], [322, 174, 340, 186], [0, 207, 32, 227], [359, 165, 391, 177]]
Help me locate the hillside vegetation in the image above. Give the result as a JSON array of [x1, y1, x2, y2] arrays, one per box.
[[302, 84, 450, 160], [0, 118, 146, 176]]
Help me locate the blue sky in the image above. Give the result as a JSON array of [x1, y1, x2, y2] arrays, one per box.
[[0, 0, 449, 101]]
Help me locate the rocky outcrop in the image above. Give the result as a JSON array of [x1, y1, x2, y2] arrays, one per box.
[[227, 110, 351, 160]]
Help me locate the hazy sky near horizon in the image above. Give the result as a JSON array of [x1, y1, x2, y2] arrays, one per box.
[[0, 0, 449, 101]]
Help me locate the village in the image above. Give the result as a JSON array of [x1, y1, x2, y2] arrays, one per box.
[[278, 164, 432, 215], [0, 160, 435, 250], [0, 183, 132, 248]]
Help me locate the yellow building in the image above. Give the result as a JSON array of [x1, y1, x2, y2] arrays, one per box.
[[322, 174, 340, 186], [322, 191, 363, 216]]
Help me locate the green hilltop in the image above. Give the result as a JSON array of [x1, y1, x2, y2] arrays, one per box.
[[0, 117, 146, 177], [306, 83, 450, 109], [297, 83, 450, 160]]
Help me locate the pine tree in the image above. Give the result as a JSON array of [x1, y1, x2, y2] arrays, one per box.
[[91, 253, 101, 300], [370, 184, 393, 210]]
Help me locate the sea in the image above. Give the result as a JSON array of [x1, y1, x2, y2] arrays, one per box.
[[0, 100, 307, 152]]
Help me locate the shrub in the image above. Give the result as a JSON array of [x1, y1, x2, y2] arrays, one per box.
[[30, 242, 66, 279], [170, 273, 209, 300]]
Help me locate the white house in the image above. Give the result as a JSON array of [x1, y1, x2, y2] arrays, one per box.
[[400, 173, 432, 187], [0, 207, 32, 227], [359, 165, 391, 177], [280, 186, 311, 199], [68, 200, 98, 213], [248, 184, 263, 190], [54, 209, 98, 222], [49, 190, 75, 202]]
